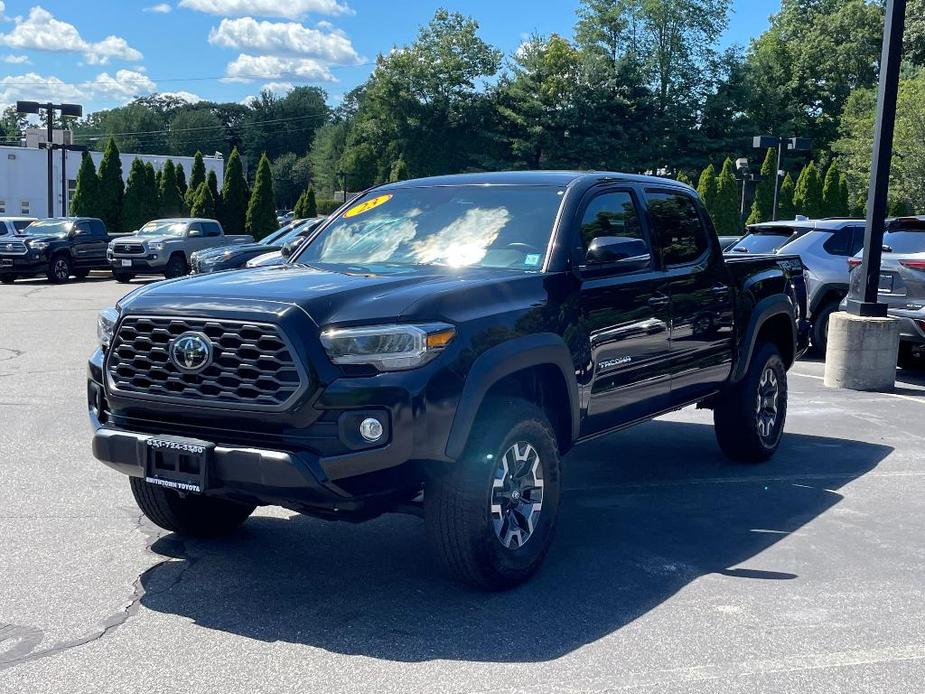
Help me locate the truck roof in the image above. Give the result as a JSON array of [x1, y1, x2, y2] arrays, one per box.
[[150, 218, 220, 224], [375, 170, 693, 191]]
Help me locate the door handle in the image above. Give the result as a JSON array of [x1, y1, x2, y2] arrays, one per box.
[[647, 294, 669, 308], [710, 284, 730, 295]]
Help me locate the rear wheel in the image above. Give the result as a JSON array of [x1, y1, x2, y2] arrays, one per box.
[[46, 254, 72, 283], [113, 272, 134, 283], [425, 400, 561, 590], [898, 343, 924, 371], [810, 302, 837, 356], [714, 342, 788, 462], [164, 253, 188, 279], [129, 477, 255, 537]]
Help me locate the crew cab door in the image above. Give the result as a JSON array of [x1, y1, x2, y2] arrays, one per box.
[[71, 221, 107, 269], [186, 223, 210, 253], [574, 187, 672, 436], [642, 188, 734, 402]]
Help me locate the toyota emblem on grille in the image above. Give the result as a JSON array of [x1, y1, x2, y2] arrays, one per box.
[[170, 332, 213, 373]]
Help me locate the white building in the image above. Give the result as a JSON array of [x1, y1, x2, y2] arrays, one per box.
[[0, 139, 224, 220]]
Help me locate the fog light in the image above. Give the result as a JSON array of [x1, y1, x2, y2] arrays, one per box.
[[359, 417, 383, 442]]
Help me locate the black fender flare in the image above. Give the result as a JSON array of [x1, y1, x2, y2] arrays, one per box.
[[731, 296, 797, 382], [808, 282, 848, 318], [445, 333, 579, 460]]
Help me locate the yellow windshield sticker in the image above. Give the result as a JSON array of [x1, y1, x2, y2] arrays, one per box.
[[343, 194, 393, 218]]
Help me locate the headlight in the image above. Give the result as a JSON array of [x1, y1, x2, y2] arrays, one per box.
[[29, 241, 49, 251], [149, 241, 164, 251], [97, 307, 119, 348], [320, 323, 456, 371]]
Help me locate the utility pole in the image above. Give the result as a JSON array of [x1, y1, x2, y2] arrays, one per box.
[[15, 101, 83, 218]]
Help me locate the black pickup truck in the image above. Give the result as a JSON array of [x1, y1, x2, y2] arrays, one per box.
[[1, 217, 115, 284], [88, 172, 809, 589]]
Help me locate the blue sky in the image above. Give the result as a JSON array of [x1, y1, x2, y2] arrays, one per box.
[[0, 0, 779, 115]]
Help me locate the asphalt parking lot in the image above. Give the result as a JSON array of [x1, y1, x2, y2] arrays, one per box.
[[2, 275, 925, 693]]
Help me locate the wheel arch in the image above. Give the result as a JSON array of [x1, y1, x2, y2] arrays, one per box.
[[808, 282, 848, 319], [732, 296, 797, 382], [445, 333, 579, 460]]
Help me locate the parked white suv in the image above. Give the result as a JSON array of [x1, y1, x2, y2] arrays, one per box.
[[0, 217, 37, 236], [727, 218, 866, 353]]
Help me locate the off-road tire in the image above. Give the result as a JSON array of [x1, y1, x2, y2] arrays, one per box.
[[46, 254, 72, 283], [164, 253, 188, 279], [425, 399, 561, 590], [129, 477, 255, 537], [714, 342, 788, 463]]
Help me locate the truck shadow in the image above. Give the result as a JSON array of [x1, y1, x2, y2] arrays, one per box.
[[140, 419, 890, 663]]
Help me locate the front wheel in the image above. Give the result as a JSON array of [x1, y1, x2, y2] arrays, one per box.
[[46, 254, 72, 283], [425, 400, 561, 590], [164, 254, 188, 279], [898, 343, 924, 371], [129, 477, 255, 537], [714, 342, 788, 463]]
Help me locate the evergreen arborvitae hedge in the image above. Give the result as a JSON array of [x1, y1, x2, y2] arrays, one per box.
[[158, 160, 184, 218], [97, 138, 124, 231], [176, 163, 188, 210], [185, 152, 206, 213], [293, 190, 308, 218], [794, 162, 824, 219], [143, 162, 159, 223], [219, 148, 248, 233], [713, 158, 741, 235], [246, 153, 277, 240], [305, 186, 317, 217], [822, 161, 842, 217], [122, 159, 148, 232], [70, 151, 99, 216], [190, 181, 216, 219], [778, 173, 796, 220], [746, 148, 777, 224], [696, 163, 718, 216]]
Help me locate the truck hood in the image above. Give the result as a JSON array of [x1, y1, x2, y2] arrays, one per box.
[[112, 234, 176, 245], [121, 263, 542, 327]]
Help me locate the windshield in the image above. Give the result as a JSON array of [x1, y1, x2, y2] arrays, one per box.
[[295, 186, 564, 272], [20, 220, 72, 236], [262, 222, 299, 245], [137, 221, 186, 237], [882, 231, 925, 254], [728, 227, 807, 254]]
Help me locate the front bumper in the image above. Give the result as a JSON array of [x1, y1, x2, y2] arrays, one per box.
[[110, 255, 167, 272], [0, 254, 47, 275]]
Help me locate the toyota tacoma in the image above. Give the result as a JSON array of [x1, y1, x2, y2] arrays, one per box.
[[1, 217, 117, 284], [88, 172, 809, 589]]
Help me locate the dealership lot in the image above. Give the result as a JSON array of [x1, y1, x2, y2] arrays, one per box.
[[2, 276, 925, 693]]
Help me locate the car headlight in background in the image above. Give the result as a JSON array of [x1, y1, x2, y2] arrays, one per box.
[[320, 323, 456, 371], [97, 307, 119, 348]]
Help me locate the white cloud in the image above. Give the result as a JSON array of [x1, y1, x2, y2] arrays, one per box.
[[0, 69, 157, 109], [143, 3, 172, 12], [178, 0, 352, 19], [262, 81, 293, 95], [224, 54, 335, 83], [3, 54, 30, 64], [0, 7, 142, 64], [208, 17, 361, 64], [161, 90, 203, 103]]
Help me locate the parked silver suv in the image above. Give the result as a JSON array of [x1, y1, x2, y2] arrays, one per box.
[[727, 218, 866, 353], [846, 216, 925, 370]]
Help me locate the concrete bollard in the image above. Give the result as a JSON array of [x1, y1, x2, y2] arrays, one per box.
[[824, 311, 901, 391]]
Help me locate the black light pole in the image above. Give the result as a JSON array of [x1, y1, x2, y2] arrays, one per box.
[[15, 101, 83, 218], [752, 135, 811, 220], [847, 0, 906, 317]]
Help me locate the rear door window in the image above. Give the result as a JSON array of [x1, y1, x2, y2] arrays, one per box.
[[644, 191, 709, 266], [203, 221, 222, 237], [823, 229, 852, 256]]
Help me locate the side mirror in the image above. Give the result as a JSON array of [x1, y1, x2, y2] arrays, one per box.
[[281, 239, 298, 258], [585, 236, 651, 271], [188, 228, 202, 238]]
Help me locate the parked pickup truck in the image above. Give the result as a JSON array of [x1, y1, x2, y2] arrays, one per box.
[[1, 217, 119, 284], [88, 172, 809, 589], [108, 218, 253, 282]]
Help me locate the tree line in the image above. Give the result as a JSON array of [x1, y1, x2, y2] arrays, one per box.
[[13, 0, 925, 218], [68, 138, 337, 238]]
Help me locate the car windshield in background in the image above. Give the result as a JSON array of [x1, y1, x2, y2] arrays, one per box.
[[883, 230, 925, 254], [278, 221, 316, 244], [295, 186, 565, 272], [20, 220, 72, 236], [728, 227, 806, 254], [137, 221, 186, 237], [261, 224, 297, 245]]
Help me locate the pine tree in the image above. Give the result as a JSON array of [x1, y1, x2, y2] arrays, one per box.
[[185, 151, 206, 212], [70, 151, 100, 216], [305, 186, 317, 217], [143, 162, 159, 223], [821, 161, 842, 217], [190, 181, 216, 219], [713, 158, 741, 235], [206, 169, 221, 221], [219, 148, 248, 233], [794, 162, 823, 218], [246, 153, 277, 240], [838, 174, 851, 218], [696, 163, 718, 219], [746, 148, 777, 224], [176, 163, 188, 205], [158, 160, 184, 217], [97, 138, 124, 231], [389, 158, 409, 182], [293, 190, 308, 218], [122, 159, 149, 232], [778, 172, 796, 220]]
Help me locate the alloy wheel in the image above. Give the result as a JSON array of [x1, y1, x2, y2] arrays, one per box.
[[54, 258, 69, 281], [755, 366, 780, 442], [490, 441, 544, 549]]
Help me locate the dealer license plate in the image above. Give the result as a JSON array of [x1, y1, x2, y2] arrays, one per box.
[[121, 259, 132, 267], [144, 436, 214, 493]]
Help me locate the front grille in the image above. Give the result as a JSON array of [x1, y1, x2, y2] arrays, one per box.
[[0, 241, 27, 255], [113, 242, 145, 254], [106, 316, 310, 410]]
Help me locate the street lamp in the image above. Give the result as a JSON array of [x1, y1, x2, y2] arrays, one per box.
[[16, 101, 83, 218], [751, 135, 811, 221]]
